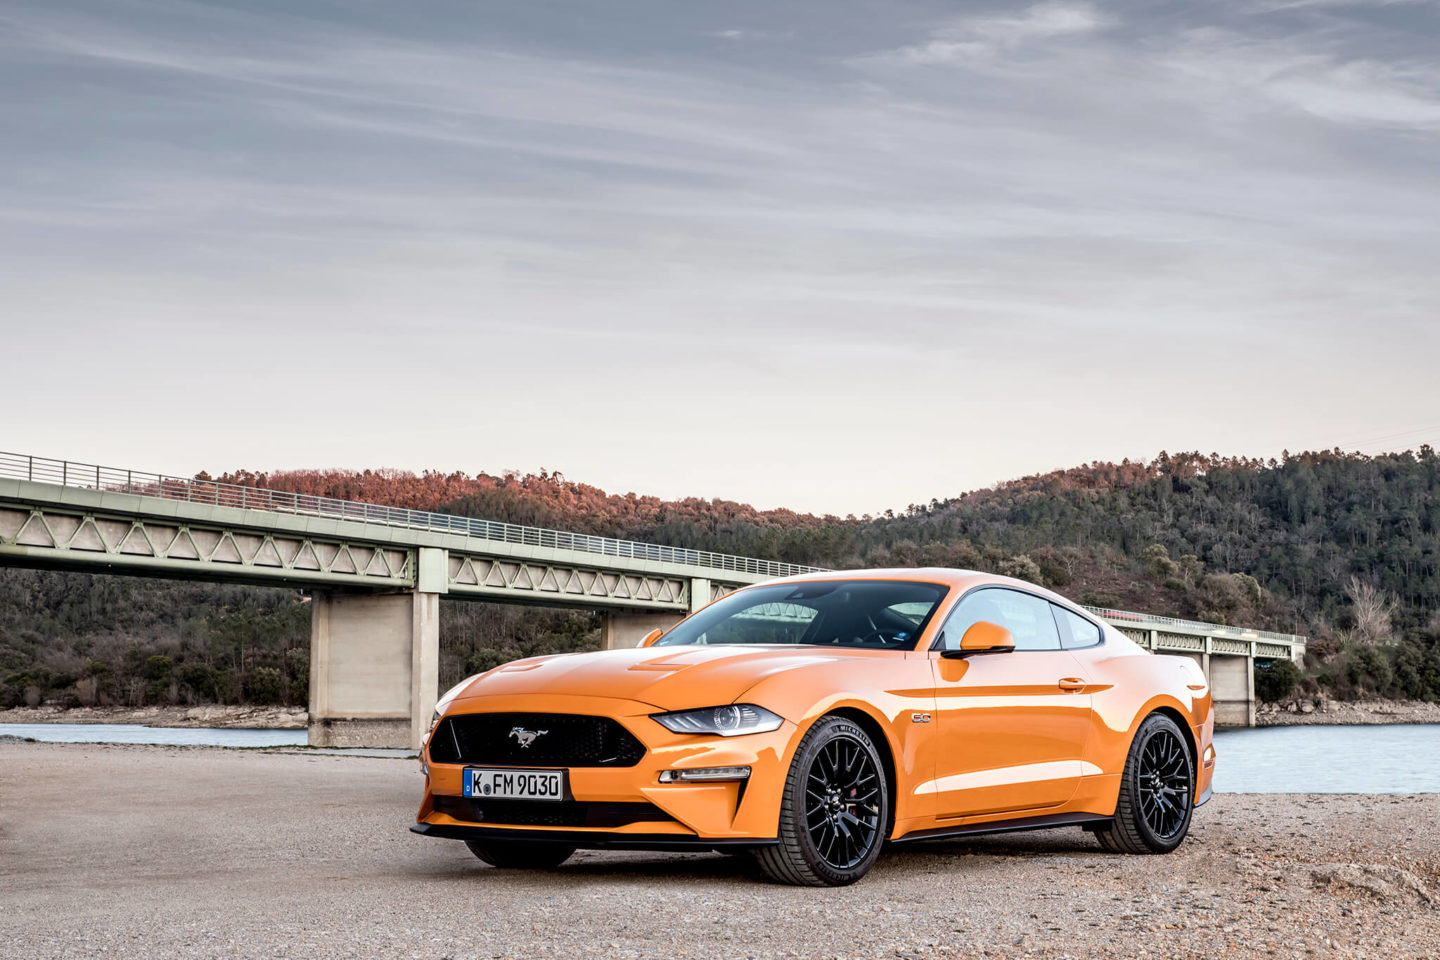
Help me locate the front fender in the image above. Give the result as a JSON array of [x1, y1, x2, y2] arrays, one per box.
[[735, 654, 938, 829]]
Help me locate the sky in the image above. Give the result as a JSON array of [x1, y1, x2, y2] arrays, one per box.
[[1, 0, 1438, 516]]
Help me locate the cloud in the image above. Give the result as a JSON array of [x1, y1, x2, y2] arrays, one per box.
[[0, 0, 1437, 511], [879, 2, 1105, 65], [1247, 0, 1436, 11], [1160, 28, 1440, 131]]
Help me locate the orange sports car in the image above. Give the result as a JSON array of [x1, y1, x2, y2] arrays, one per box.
[[413, 569, 1214, 885]]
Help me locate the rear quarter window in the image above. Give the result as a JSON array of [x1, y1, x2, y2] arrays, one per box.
[[1055, 606, 1103, 649]]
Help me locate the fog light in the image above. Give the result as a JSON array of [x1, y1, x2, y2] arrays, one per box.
[[658, 766, 752, 783]]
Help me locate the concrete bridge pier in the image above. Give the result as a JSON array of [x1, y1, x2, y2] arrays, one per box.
[[307, 548, 445, 750], [1210, 654, 1256, 728], [600, 577, 711, 649], [601, 611, 683, 649]]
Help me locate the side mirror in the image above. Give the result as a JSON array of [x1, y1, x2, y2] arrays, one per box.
[[641, 628, 665, 647], [941, 621, 1016, 658]]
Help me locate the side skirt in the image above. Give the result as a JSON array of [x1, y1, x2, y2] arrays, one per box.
[[890, 811, 1112, 844]]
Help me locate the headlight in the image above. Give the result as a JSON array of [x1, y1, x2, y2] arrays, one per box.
[[658, 766, 751, 782], [651, 704, 784, 737]]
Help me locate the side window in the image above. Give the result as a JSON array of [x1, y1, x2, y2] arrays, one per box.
[[938, 588, 1062, 652], [1055, 606, 1102, 649]]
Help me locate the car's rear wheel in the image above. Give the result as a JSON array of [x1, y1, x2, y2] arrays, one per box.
[[1094, 712, 1194, 854], [464, 839, 575, 869], [754, 715, 888, 886]]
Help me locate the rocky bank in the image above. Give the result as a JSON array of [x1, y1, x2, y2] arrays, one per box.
[[1257, 697, 1440, 726], [0, 703, 308, 729]]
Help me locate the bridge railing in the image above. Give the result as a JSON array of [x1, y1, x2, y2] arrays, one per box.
[[0, 451, 1311, 645], [0, 451, 820, 580], [1082, 604, 1304, 644]]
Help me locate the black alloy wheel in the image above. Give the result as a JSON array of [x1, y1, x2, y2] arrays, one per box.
[[1138, 725, 1191, 840], [804, 735, 883, 869], [1094, 712, 1195, 854], [754, 716, 889, 886]]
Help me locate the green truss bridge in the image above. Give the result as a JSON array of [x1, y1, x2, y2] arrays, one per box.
[[0, 452, 1304, 746]]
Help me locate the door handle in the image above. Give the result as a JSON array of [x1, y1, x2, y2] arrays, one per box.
[[1058, 677, 1086, 692]]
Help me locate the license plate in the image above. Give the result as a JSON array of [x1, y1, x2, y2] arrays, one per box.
[[463, 767, 566, 801]]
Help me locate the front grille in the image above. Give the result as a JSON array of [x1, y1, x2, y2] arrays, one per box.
[[429, 712, 646, 767], [432, 795, 673, 828]]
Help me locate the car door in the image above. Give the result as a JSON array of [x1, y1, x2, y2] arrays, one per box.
[[928, 586, 1094, 818]]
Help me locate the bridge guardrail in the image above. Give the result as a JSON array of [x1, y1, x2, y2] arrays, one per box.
[[1083, 605, 1304, 644], [0, 451, 820, 580]]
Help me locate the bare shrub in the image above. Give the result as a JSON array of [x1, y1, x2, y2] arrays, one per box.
[[1345, 576, 1396, 645]]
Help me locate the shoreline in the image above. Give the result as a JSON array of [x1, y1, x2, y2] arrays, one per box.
[[0, 704, 308, 729], [3, 698, 1439, 730], [1255, 697, 1440, 726]]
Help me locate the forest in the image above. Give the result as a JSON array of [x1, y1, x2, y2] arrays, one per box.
[[2, 448, 1437, 710]]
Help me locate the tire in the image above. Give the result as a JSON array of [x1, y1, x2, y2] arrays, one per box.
[[1094, 713, 1195, 854], [464, 839, 576, 869], [754, 716, 889, 886]]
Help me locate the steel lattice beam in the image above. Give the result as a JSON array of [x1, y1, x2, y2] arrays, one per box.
[[0, 504, 414, 590], [0, 479, 753, 610]]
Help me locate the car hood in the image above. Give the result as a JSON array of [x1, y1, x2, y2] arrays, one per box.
[[450, 644, 867, 713]]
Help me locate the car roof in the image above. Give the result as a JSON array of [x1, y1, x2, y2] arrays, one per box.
[[743, 569, 1102, 624], [752, 567, 1067, 601]]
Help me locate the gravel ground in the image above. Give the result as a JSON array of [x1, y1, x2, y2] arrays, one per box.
[[1, 741, 1436, 960]]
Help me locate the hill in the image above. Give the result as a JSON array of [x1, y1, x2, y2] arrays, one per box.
[[2, 449, 1438, 709]]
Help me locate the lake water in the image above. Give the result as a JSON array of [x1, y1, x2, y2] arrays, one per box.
[[1212, 724, 1440, 794], [4, 722, 1437, 793]]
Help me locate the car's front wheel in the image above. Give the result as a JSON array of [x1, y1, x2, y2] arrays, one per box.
[[754, 715, 888, 886], [464, 839, 575, 869], [1094, 712, 1195, 854]]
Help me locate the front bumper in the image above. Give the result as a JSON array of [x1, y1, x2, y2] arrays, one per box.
[[414, 693, 796, 842], [410, 821, 778, 852]]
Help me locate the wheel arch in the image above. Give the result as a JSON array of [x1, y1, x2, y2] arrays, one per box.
[[1151, 705, 1198, 771], [822, 705, 899, 840], [1128, 696, 1199, 772]]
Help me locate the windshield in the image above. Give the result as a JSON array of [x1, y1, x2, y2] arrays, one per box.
[[655, 579, 949, 650]]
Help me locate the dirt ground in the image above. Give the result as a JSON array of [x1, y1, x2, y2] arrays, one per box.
[[1, 740, 1436, 960]]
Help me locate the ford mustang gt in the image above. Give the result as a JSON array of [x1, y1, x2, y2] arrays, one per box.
[[412, 569, 1214, 885]]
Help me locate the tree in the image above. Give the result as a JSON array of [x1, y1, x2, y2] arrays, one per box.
[[7, 447, 1440, 707], [997, 554, 1043, 584], [1345, 576, 1396, 645], [1255, 659, 1301, 703], [1177, 554, 1203, 587], [1142, 544, 1178, 579]]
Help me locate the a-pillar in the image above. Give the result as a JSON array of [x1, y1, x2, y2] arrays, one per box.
[[308, 547, 444, 749], [599, 577, 712, 650]]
